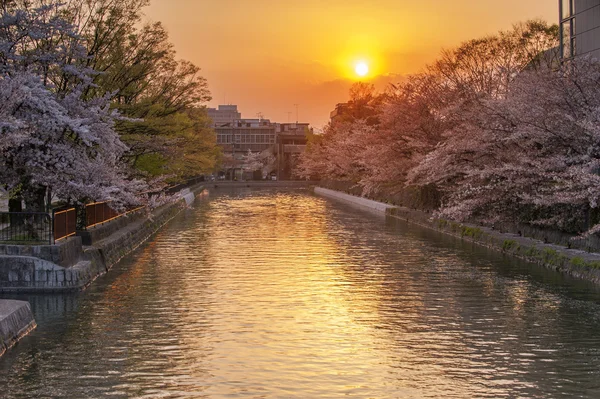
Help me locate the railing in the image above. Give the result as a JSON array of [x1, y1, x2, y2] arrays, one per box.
[[85, 201, 147, 229], [53, 208, 76, 242], [2, 180, 206, 245], [165, 176, 205, 194], [85, 201, 121, 228], [0, 212, 53, 244]]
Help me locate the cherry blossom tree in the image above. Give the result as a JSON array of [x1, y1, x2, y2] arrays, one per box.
[[409, 57, 600, 234], [240, 150, 275, 179], [0, 4, 145, 211]]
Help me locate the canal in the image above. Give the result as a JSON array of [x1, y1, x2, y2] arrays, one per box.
[[2, 188, 600, 398]]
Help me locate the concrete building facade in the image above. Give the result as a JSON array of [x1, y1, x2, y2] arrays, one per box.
[[207, 105, 241, 127], [275, 123, 310, 180], [215, 119, 276, 155], [560, 0, 600, 59], [212, 106, 311, 180]]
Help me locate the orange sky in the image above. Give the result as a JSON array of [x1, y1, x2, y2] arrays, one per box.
[[144, 0, 557, 129]]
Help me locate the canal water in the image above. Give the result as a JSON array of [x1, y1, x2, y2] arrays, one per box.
[[2, 188, 600, 398]]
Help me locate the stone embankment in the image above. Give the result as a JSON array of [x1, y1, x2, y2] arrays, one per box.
[[315, 187, 600, 284], [0, 185, 206, 293], [0, 300, 36, 357], [0, 186, 204, 356]]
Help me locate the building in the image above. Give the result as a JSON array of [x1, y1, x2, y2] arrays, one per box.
[[560, 0, 600, 59], [215, 118, 276, 179], [275, 123, 310, 180], [212, 106, 311, 180], [215, 118, 276, 154], [207, 105, 241, 127]]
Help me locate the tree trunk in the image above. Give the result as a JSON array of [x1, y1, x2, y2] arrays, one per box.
[[22, 185, 47, 240], [8, 197, 23, 227]]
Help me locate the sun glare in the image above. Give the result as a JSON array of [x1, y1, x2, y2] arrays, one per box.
[[355, 62, 369, 77]]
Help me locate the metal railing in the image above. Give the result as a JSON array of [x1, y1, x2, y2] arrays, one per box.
[[53, 208, 76, 242], [0, 212, 53, 244]]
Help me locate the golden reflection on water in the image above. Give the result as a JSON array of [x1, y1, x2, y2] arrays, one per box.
[[156, 192, 481, 398], [3, 189, 600, 398]]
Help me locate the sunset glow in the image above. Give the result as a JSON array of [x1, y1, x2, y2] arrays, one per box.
[[144, 1, 556, 127], [355, 62, 369, 78]]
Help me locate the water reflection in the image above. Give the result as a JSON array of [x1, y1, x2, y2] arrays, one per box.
[[2, 188, 600, 398]]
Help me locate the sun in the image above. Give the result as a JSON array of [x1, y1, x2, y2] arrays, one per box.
[[355, 61, 369, 77]]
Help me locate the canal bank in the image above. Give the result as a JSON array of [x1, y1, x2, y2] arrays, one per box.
[[0, 184, 206, 293], [4, 187, 600, 397], [315, 186, 600, 284], [0, 300, 35, 357]]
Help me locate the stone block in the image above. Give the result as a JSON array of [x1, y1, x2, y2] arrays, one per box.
[[35, 270, 46, 282], [6, 246, 20, 256]]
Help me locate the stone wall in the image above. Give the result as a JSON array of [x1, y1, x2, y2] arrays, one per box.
[[0, 300, 36, 357], [314, 187, 395, 213], [0, 237, 83, 268], [315, 186, 600, 285], [0, 185, 205, 292], [317, 180, 600, 254]]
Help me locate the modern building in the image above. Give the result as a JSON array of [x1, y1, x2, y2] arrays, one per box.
[[211, 104, 311, 180], [275, 123, 310, 180], [215, 118, 276, 155], [560, 0, 600, 59], [207, 105, 241, 127]]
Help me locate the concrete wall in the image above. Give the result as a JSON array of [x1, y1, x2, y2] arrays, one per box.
[[314, 187, 394, 213], [0, 185, 205, 293], [0, 300, 36, 357], [315, 186, 600, 285]]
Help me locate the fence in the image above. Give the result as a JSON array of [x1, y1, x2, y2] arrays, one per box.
[[0, 212, 53, 244], [2, 178, 205, 245], [165, 176, 205, 194], [53, 208, 76, 242], [85, 202, 121, 229]]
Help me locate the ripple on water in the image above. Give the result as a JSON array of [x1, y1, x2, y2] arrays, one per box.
[[2, 189, 600, 398]]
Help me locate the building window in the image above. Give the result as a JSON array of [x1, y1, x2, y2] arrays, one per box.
[[560, 0, 575, 58], [561, 0, 571, 19]]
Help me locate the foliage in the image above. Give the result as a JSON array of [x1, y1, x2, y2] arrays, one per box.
[[410, 57, 600, 234], [240, 150, 276, 176], [296, 20, 600, 236], [0, 4, 144, 210], [2, 0, 218, 183]]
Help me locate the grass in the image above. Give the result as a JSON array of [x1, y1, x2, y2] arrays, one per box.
[[503, 239, 518, 251]]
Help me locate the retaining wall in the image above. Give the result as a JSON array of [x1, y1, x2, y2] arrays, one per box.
[[315, 186, 600, 284], [0, 185, 206, 292], [0, 300, 36, 357]]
